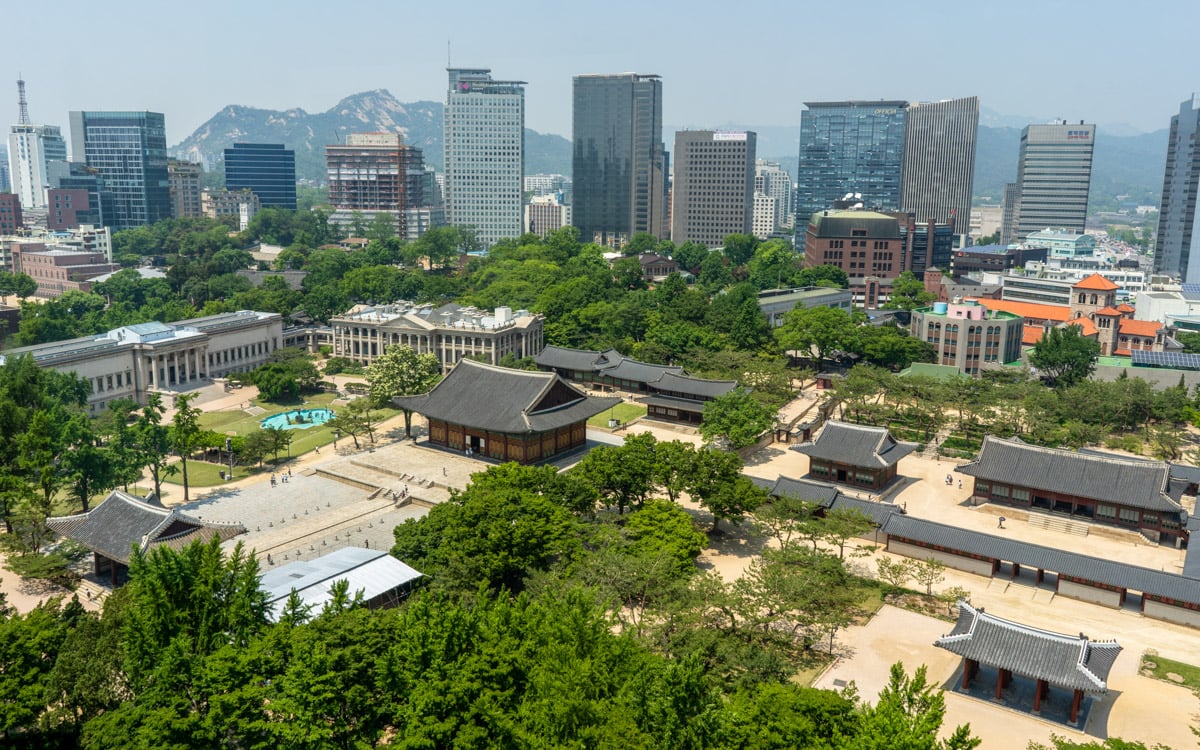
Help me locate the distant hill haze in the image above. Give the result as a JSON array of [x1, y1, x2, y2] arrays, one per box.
[[174, 90, 1166, 212], [172, 89, 571, 183]]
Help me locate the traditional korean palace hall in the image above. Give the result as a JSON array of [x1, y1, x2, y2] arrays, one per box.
[[46, 490, 246, 585], [533, 345, 738, 425], [790, 421, 917, 491], [956, 436, 1189, 547], [753, 475, 901, 528], [394, 358, 619, 464], [935, 601, 1121, 726]]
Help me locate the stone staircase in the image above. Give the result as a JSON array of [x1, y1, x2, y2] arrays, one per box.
[[1026, 513, 1090, 537]]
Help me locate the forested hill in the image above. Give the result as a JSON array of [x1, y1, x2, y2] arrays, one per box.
[[171, 89, 572, 181]]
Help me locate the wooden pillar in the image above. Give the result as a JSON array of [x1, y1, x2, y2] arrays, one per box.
[[995, 668, 1007, 699], [1033, 679, 1046, 713], [1036, 569, 1044, 585], [1070, 689, 1083, 723], [991, 559, 1000, 575], [1011, 563, 1020, 580], [961, 658, 973, 689]]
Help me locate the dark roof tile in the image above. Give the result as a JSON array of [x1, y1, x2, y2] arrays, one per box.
[[935, 601, 1121, 693]]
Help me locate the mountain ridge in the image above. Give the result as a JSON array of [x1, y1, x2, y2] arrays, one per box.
[[174, 90, 1166, 210]]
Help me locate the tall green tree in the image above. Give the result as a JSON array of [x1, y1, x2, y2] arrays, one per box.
[[364, 345, 441, 437], [699, 389, 774, 449], [170, 394, 203, 504], [134, 394, 175, 500], [774, 305, 859, 366], [848, 662, 980, 749], [882, 270, 936, 311], [1030, 324, 1100, 386]]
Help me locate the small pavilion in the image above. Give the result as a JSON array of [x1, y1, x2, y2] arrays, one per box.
[[935, 601, 1121, 725], [790, 421, 917, 490], [394, 358, 619, 464], [46, 490, 247, 586]]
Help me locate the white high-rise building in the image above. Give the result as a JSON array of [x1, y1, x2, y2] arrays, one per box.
[[752, 192, 778, 239], [754, 159, 793, 230], [8, 80, 67, 210], [444, 68, 525, 248]]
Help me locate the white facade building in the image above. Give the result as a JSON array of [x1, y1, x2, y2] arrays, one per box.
[[752, 192, 778, 239], [1, 310, 283, 414], [443, 69, 525, 248], [524, 194, 571, 236], [8, 124, 67, 210], [330, 302, 543, 372], [754, 159, 793, 230]]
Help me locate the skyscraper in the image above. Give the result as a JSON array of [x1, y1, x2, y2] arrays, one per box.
[[794, 100, 908, 247], [754, 159, 794, 231], [326, 132, 419, 236], [573, 73, 668, 248], [69, 111, 171, 231], [224, 143, 297, 210], [671, 130, 756, 247], [443, 68, 525, 248], [167, 159, 203, 218], [1154, 95, 1200, 282], [900, 96, 979, 233], [8, 79, 68, 210], [1002, 121, 1095, 244]]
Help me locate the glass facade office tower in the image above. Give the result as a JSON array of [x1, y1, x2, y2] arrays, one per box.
[[1004, 121, 1095, 244], [795, 101, 908, 248], [671, 131, 756, 247], [573, 73, 668, 248], [443, 68, 525, 248], [1154, 96, 1200, 282], [224, 143, 297, 210], [8, 124, 67, 210], [900, 96, 979, 233], [69, 111, 171, 231]]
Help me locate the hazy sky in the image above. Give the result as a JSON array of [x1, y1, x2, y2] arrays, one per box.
[[6, 0, 1198, 145]]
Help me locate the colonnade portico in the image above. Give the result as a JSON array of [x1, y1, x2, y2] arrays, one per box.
[[143, 345, 209, 388]]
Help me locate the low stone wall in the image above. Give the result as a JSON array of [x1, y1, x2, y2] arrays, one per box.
[[888, 540, 994, 577], [1143, 600, 1200, 628], [1056, 579, 1121, 608]]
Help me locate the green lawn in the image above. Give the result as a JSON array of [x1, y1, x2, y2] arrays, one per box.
[[163, 461, 260, 487], [1141, 652, 1200, 692], [197, 392, 402, 461], [587, 402, 647, 429]]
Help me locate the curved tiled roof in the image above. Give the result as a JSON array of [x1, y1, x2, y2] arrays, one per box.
[[968, 298, 1070, 323], [956, 436, 1180, 512], [935, 601, 1120, 694], [393, 358, 618, 434], [46, 490, 246, 565], [791, 421, 918, 468], [882, 513, 1200, 606], [1119, 319, 1162, 338], [1073, 274, 1119, 291], [650, 371, 738, 399]]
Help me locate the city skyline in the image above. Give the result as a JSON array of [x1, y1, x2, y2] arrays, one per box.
[[5, 0, 1196, 147]]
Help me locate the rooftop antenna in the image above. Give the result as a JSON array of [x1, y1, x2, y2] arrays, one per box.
[[17, 75, 29, 125]]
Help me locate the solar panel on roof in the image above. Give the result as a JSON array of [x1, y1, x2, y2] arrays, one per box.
[[1131, 350, 1200, 370], [1182, 283, 1200, 301]]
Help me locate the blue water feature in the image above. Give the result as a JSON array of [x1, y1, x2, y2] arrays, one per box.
[[260, 408, 335, 431]]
